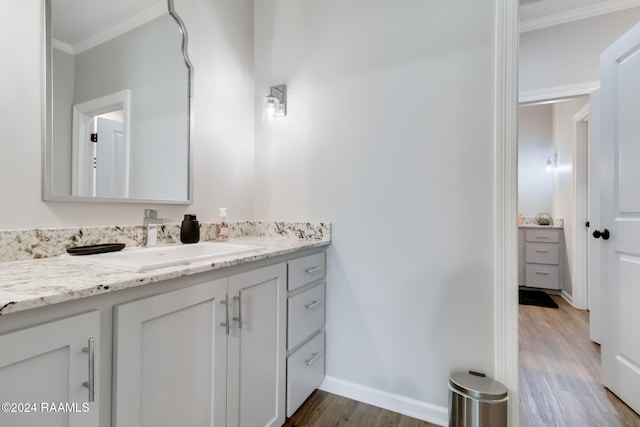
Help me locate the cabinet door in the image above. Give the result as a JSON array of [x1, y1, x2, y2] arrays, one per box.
[[0, 311, 100, 427], [113, 279, 228, 427], [227, 263, 286, 427]]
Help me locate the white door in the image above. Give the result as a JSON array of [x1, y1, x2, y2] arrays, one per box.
[[600, 22, 640, 413], [587, 89, 602, 344], [112, 280, 228, 427], [0, 311, 100, 427], [227, 263, 286, 427], [95, 117, 127, 198]]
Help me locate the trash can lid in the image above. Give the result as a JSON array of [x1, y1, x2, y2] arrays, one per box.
[[449, 371, 508, 400]]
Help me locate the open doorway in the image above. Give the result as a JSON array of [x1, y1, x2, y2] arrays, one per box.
[[515, 0, 640, 422]]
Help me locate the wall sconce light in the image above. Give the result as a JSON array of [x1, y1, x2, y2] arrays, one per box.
[[263, 84, 287, 122], [545, 154, 558, 172]]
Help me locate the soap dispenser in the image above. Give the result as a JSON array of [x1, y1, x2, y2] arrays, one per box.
[[180, 214, 200, 244], [217, 208, 229, 241]]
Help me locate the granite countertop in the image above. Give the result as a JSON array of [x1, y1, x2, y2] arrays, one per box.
[[518, 224, 564, 229], [0, 236, 329, 316]]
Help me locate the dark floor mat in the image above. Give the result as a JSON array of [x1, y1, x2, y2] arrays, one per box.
[[519, 289, 559, 308]]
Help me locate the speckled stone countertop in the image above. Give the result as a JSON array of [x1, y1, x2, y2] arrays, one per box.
[[0, 222, 330, 316], [518, 217, 564, 229], [518, 224, 564, 229]]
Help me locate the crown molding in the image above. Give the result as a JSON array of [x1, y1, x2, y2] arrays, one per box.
[[520, 0, 640, 32], [52, 38, 74, 55], [73, 2, 166, 54], [519, 81, 600, 104]]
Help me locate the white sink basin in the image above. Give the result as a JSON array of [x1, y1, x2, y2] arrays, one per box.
[[67, 242, 263, 272]]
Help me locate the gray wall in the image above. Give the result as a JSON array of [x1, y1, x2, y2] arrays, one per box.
[[254, 0, 496, 418], [52, 48, 75, 195], [520, 7, 640, 94], [73, 14, 189, 200], [518, 104, 554, 218]]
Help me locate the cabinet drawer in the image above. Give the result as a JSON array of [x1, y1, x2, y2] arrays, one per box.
[[525, 243, 559, 265], [288, 283, 325, 350], [525, 264, 560, 289], [288, 252, 325, 291], [525, 229, 560, 243], [287, 331, 325, 417]]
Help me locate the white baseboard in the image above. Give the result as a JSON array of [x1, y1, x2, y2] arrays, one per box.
[[560, 290, 574, 306], [318, 375, 448, 426]]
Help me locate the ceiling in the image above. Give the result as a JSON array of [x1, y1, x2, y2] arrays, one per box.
[[51, 0, 640, 47], [520, 0, 640, 25]]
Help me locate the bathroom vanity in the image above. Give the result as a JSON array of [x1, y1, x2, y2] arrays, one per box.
[[518, 224, 564, 290], [0, 233, 328, 427]]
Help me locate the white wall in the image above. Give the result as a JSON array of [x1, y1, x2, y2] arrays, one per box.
[[72, 14, 188, 200], [518, 104, 554, 218], [254, 0, 496, 418], [51, 49, 74, 195], [519, 7, 640, 94], [0, 0, 254, 229], [552, 96, 588, 296]]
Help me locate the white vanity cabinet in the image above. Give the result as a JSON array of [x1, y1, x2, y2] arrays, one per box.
[[0, 245, 327, 427], [112, 263, 287, 427], [227, 263, 287, 427], [0, 311, 100, 427], [286, 252, 327, 417], [112, 279, 229, 427], [520, 228, 563, 290]]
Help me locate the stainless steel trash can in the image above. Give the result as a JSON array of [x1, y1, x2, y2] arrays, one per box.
[[448, 371, 507, 427]]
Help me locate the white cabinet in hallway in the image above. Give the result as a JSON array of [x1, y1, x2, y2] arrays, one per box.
[[519, 227, 563, 290], [0, 311, 100, 427]]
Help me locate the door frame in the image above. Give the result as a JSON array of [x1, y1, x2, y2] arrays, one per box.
[[71, 90, 131, 197], [493, 1, 598, 425], [572, 103, 591, 310], [493, 1, 519, 426]]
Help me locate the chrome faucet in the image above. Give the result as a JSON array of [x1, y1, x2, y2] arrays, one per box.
[[143, 209, 169, 246]]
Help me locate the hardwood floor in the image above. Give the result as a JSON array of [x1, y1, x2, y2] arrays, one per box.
[[283, 390, 438, 427], [284, 295, 640, 427], [519, 293, 640, 427]]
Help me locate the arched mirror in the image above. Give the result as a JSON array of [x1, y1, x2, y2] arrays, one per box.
[[43, 0, 192, 203]]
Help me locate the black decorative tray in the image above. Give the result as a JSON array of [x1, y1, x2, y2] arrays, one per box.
[[66, 243, 126, 256]]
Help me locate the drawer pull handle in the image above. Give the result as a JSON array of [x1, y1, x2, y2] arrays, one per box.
[[305, 266, 322, 274], [233, 294, 243, 329], [536, 236, 550, 239], [220, 298, 230, 335], [535, 250, 550, 253], [82, 338, 95, 402], [536, 271, 550, 275], [305, 300, 322, 310], [305, 352, 321, 366]]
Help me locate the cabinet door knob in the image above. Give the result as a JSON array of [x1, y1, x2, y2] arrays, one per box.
[[593, 229, 610, 240]]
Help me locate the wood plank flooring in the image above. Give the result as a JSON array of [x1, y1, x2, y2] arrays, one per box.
[[283, 390, 438, 427], [283, 293, 640, 427], [519, 293, 640, 427]]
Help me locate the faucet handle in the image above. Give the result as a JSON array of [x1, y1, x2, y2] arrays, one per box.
[[144, 209, 160, 219]]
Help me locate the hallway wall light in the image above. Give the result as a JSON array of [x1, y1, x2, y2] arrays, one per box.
[[263, 84, 287, 122]]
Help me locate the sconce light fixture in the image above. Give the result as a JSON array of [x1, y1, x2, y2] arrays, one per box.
[[546, 153, 558, 172], [263, 84, 287, 122]]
